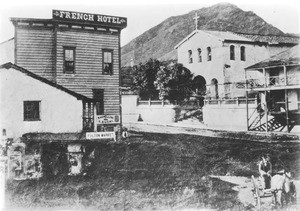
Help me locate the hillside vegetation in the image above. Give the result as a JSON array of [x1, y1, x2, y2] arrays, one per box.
[[121, 3, 284, 66]]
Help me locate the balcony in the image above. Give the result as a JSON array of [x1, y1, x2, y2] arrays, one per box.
[[247, 74, 300, 89]]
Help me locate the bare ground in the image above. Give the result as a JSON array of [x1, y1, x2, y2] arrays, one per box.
[[5, 130, 300, 210]]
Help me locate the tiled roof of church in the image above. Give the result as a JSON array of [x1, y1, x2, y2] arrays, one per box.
[[203, 30, 252, 42], [232, 32, 300, 44], [175, 30, 299, 49], [246, 45, 300, 69]]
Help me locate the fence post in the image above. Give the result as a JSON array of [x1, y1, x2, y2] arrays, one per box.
[[148, 98, 151, 107], [236, 97, 239, 106], [93, 103, 97, 132], [162, 99, 165, 107]]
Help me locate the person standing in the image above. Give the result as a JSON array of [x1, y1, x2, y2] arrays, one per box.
[[258, 154, 272, 189]]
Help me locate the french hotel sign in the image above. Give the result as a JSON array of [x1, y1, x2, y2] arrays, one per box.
[[52, 10, 127, 28]]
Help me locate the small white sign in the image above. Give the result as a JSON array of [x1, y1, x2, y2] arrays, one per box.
[[96, 115, 120, 125], [86, 132, 116, 141]]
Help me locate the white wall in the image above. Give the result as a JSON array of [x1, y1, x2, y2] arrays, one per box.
[[0, 68, 83, 139], [136, 105, 177, 124], [203, 103, 257, 131], [122, 95, 139, 122], [177, 31, 225, 84], [121, 95, 177, 124]]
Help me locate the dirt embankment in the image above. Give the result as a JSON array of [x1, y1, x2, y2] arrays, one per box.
[[6, 131, 300, 210]]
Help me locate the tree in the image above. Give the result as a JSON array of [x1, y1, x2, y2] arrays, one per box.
[[155, 63, 194, 104], [131, 59, 194, 104], [131, 59, 160, 100]]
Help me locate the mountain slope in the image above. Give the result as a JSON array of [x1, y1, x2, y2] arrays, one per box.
[[121, 3, 285, 66]]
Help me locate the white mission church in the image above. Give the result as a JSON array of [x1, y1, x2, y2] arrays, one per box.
[[175, 14, 299, 99]]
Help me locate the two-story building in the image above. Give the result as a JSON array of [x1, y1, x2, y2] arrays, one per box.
[[245, 45, 300, 133], [175, 30, 299, 99]]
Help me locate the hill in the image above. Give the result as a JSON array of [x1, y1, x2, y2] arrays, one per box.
[[121, 3, 285, 66]]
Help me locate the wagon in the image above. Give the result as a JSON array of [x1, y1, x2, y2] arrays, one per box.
[[251, 175, 275, 210]]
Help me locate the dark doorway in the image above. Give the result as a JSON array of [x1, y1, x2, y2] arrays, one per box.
[[210, 78, 219, 99], [93, 89, 104, 115], [192, 75, 206, 96]]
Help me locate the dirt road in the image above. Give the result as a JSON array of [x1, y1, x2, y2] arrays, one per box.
[[124, 122, 300, 142]]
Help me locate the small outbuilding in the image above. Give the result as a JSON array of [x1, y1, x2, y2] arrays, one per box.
[[0, 62, 89, 139]]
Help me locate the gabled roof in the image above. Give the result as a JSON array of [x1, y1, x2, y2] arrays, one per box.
[[0, 37, 14, 45], [0, 62, 91, 101], [175, 30, 299, 49], [245, 45, 300, 70]]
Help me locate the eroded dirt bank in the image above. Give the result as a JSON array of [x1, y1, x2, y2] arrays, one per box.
[[6, 131, 300, 210]]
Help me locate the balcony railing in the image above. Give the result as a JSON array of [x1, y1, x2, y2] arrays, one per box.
[[204, 97, 257, 105], [247, 75, 300, 89]]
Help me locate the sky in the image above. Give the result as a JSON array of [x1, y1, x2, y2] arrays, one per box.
[[0, 0, 299, 47]]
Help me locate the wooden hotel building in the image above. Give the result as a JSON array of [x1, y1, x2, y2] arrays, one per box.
[[10, 10, 127, 133]]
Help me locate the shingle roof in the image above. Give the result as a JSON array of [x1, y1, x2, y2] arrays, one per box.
[[245, 45, 300, 69], [0, 62, 92, 101]]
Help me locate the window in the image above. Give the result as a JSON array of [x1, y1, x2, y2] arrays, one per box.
[[241, 46, 246, 61], [230, 45, 235, 60], [188, 50, 193, 63], [207, 47, 211, 61], [197, 48, 202, 62], [93, 89, 104, 115], [103, 50, 113, 75], [24, 101, 40, 121], [63, 47, 75, 73]]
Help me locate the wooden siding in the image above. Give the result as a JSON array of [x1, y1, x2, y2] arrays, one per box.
[[15, 25, 121, 115], [56, 29, 120, 115], [15, 27, 55, 81]]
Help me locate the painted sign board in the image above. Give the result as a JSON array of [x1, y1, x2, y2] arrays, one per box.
[[96, 115, 120, 125], [52, 10, 127, 28], [86, 132, 116, 141]]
